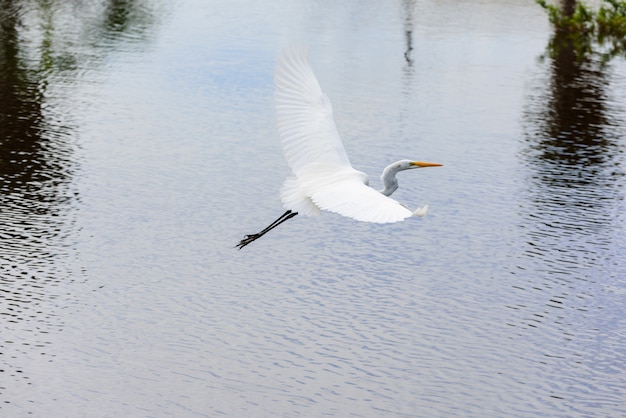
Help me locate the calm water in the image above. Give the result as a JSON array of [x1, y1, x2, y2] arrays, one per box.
[[1, 0, 626, 416]]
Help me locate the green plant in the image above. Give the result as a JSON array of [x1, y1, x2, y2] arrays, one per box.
[[536, 0, 626, 62]]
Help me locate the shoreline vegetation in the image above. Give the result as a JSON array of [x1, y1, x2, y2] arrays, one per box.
[[536, 0, 626, 63]]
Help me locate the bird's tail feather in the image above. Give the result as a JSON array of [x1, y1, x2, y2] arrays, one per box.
[[280, 176, 321, 216]]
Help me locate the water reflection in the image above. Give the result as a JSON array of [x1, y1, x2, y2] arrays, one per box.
[[522, 36, 623, 277], [515, 15, 626, 400], [1, 1, 74, 392], [0, 0, 162, 405], [402, 0, 416, 66]]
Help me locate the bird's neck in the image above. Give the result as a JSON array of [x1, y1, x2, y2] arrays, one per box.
[[379, 164, 401, 196], [379, 180, 398, 196]]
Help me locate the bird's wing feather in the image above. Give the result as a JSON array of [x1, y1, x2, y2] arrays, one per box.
[[305, 172, 414, 224], [274, 48, 352, 177], [275, 48, 412, 224]]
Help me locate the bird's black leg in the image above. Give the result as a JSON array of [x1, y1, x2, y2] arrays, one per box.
[[236, 210, 298, 249], [254, 210, 297, 236]]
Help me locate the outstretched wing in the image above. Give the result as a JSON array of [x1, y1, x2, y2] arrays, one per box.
[[306, 172, 414, 223], [274, 47, 352, 177], [275, 48, 414, 224]]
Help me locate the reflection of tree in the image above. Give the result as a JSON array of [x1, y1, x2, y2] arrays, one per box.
[[0, 0, 160, 402], [1, 6, 63, 187], [513, 0, 625, 359], [525, 0, 622, 223], [530, 40, 615, 175]]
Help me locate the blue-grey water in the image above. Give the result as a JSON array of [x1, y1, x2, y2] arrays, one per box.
[[1, 0, 625, 416]]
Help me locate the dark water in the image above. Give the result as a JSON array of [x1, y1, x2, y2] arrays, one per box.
[[1, 0, 625, 416]]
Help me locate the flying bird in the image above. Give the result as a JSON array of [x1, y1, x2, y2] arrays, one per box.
[[236, 48, 441, 249]]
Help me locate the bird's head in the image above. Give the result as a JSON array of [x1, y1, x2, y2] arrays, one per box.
[[379, 159, 442, 196]]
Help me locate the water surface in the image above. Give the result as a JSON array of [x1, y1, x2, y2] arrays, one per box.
[[1, 0, 625, 416]]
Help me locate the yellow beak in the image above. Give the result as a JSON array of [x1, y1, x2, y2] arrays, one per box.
[[410, 161, 443, 168]]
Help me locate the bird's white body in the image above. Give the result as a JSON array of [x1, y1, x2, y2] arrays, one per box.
[[236, 48, 441, 249], [275, 48, 430, 223]]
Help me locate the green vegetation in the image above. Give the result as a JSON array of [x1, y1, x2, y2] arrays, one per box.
[[536, 0, 626, 62]]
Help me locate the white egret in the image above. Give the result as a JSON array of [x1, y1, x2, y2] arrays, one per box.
[[237, 48, 442, 249]]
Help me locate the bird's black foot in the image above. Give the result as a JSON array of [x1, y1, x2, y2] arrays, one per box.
[[236, 210, 298, 250], [236, 234, 262, 250]]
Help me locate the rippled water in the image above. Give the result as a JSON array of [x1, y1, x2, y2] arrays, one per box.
[[1, 0, 625, 416]]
